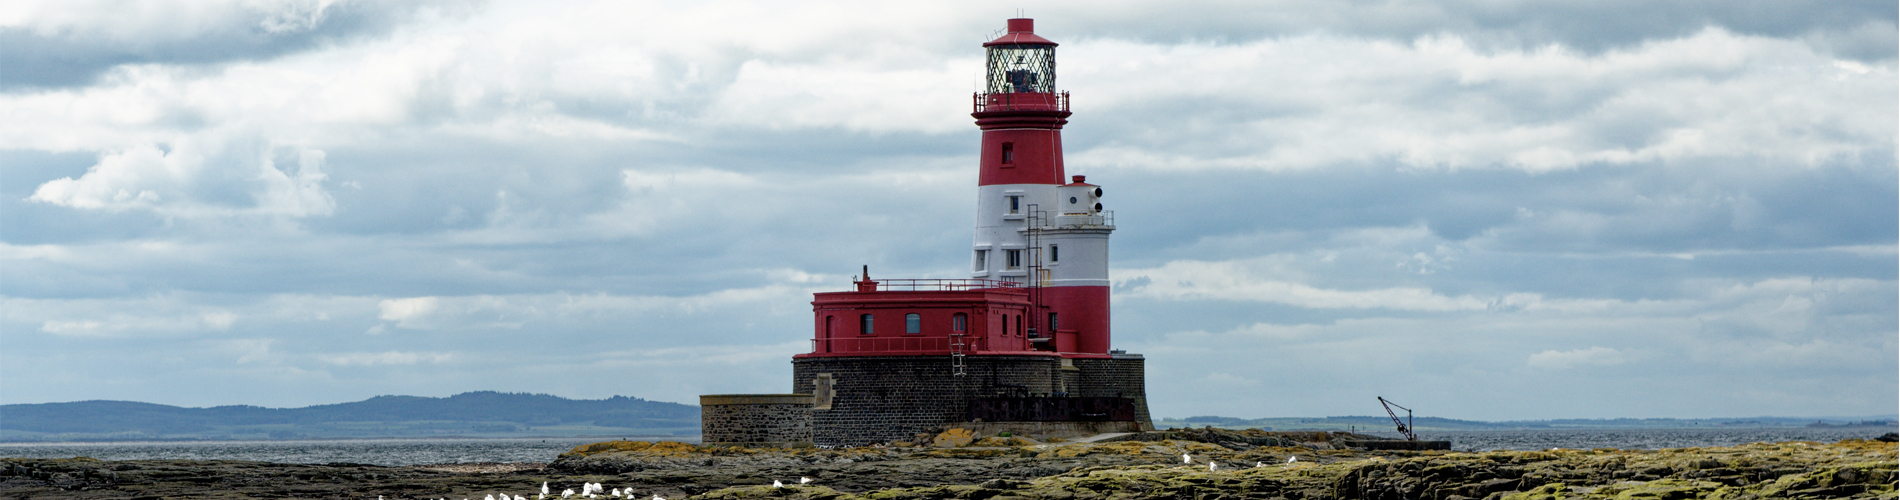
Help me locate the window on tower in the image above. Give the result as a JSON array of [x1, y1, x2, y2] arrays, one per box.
[[973, 249, 988, 271], [953, 313, 967, 333], [1049, 312, 1059, 332], [860, 314, 873, 335], [1050, 245, 1059, 262], [1001, 142, 1014, 164], [1005, 249, 1022, 269], [1008, 196, 1020, 214], [905, 313, 921, 334]]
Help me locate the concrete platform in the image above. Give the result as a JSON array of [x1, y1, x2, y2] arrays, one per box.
[[1345, 439, 1452, 450]]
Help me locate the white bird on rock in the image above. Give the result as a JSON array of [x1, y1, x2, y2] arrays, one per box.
[[1287, 456, 1298, 464], [485, 495, 496, 500], [562, 488, 574, 498], [800, 477, 813, 485], [1255, 461, 1265, 468], [611, 489, 621, 497], [1209, 462, 1218, 471], [652, 495, 666, 500], [773, 480, 784, 488], [1182, 453, 1191, 464]]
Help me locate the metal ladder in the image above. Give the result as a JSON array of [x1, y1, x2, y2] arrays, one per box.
[[950, 333, 967, 376]]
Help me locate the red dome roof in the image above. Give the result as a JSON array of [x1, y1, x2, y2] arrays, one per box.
[[984, 18, 1057, 47]]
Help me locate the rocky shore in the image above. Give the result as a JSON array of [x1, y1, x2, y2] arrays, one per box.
[[3, 430, 1893, 499]]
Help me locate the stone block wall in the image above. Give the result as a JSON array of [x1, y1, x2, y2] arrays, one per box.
[[699, 394, 814, 447], [792, 355, 1060, 446], [1072, 354, 1153, 430], [790, 354, 1154, 446]]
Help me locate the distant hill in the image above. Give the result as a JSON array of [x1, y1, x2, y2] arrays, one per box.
[[1155, 415, 1900, 432], [0, 391, 700, 442]]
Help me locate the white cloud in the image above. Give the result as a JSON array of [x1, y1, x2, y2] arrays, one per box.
[[318, 351, 454, 366], [29, 308, 239, 337], [376, 296, 441, 327], [28, 139, 335, 219], [1068, 28, 1894, 173], [1115, 257, 1495, 311], [1526, 346, 1627, 370]]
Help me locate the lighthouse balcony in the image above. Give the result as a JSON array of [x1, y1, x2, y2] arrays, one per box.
[[973, 91, 1070, 113], [1049, 211, 1113, 229], [808, 335, 1024, 356]]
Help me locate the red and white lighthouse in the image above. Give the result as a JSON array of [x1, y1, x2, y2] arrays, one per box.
[[761, 18, 1149, 447], [970, 18, 1114, 356]]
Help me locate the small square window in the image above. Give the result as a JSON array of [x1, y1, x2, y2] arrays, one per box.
[[1005, 249, 1022, 269], [974, 249, 988, 271], [859, 314, 874, 335], [1001, 142, 1014, 164], [905, 313, 921, 334], [1008, 196, 1021, 214]]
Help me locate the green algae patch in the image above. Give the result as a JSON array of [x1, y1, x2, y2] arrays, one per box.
[[564, 440, 660, 458]]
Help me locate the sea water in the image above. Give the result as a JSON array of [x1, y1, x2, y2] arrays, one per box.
[[1363, 427, 1893, 452], [0, 437, 670, 466], [0, 428, 1891, 466]]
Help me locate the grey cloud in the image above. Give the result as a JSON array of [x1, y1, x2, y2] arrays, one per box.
[[3, 1, 1890, 416], [1047, 0, 1895, 61], [0, 1, 482, 91]]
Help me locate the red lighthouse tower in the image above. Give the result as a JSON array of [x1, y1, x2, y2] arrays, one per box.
[[705, 18, 1149, 448], [970, 18, 1113, 356]]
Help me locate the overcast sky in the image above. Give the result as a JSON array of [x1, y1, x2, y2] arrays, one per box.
[[2, 0, 1894, 421]]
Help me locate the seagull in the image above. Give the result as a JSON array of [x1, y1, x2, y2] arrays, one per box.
[[1286, 456, 1298, 464], [486, 495, 496, 500], [1209, 461, 1218, 471], [1182, 453, 1191, 464], [652, 495, 666, 500], [773, 480, 784, 488], [562, 488, 575, 498], [611, 489, 621, 497], [1256, 461, 1265, 467], [543, 482, 551, 497], [800, 477, 813, 485]]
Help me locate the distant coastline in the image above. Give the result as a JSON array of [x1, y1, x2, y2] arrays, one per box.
[[5, 391, 1893, 443]]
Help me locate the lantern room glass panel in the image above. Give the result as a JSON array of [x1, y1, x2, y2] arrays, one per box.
[[986, 44, 1056, 94]]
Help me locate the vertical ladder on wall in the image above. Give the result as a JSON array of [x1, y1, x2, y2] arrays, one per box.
[[950, 333, 967, 376], [1025, 204, 1047, 336]]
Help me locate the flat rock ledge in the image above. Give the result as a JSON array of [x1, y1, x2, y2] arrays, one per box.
[[2, 437, 1892, 499]]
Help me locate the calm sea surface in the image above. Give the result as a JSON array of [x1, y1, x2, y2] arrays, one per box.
[[0, 437, 668, 466], [1361, 427, 1894, 452], [1, 428, 1891, 466]]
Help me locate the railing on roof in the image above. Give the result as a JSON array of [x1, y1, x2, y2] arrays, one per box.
[[811, 336, 992, 354], [973, 91, 1069, 113], [863, 278, 1023, 291], [1049, 210, 1113, 228]]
